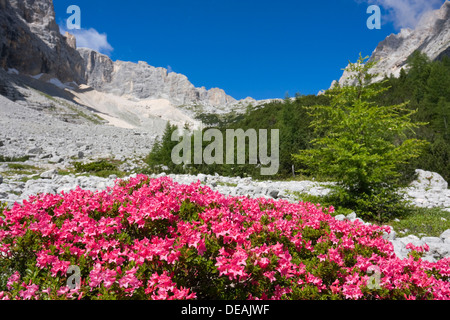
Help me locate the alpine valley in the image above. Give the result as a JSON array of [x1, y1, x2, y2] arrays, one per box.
[[1, 0, 450, 269]]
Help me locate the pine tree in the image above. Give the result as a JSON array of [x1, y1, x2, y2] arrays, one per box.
[[292, 54, 429, 221], [407, 51, 431, 104], [146, 122, 180, 172]]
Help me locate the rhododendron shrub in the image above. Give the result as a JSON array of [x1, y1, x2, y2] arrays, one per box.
[[1, 175, 450, 300]]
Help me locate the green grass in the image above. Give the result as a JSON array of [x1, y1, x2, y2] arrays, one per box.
[[19, 175, 41, 183], [34, 89, 103, 125], [65, 104, 104, 125], [290, 191, 356, 218], [216, 181, 238, 187], [7, 163, 38, 171], [84, 170, 125, 178], [71, 159, 126, 178], [277, 173, 335, 183], [386, 207, 450, 238], [57, 169, 75, 176], [2, 164, 41, 179], [0, 155, 30, 163]]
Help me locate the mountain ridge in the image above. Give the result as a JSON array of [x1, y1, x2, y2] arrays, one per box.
[[0, 0, 85, 84], [336, 1, 450, 87], [77, 47, 238, 112], [0, 0, 262, 124]]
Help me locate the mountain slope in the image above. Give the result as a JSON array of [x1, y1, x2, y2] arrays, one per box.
[[0, 0, 259, 133], [337, 1, 450, 86]]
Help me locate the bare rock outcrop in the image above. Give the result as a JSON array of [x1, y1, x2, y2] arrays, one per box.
[[336, 1, 450, 86], [77, 47, 236, 108], [0, 0, 262, 119], [0, 0, 85, 84]]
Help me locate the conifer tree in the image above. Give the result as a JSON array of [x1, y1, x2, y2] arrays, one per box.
[[293, 54, 429, 221]]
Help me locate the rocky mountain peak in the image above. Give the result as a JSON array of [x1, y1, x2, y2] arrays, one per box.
[[337, 1, 450, 86], [77, 47, 237, 109], [0, 0, 85, 83], [64, 32, 77, 49], [9, 0, 58, 32], [0, 0, 259, 122]]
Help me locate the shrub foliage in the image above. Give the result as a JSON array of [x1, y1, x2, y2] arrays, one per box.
[[292, 55, 428, 222], [1, 176, 450, 300]]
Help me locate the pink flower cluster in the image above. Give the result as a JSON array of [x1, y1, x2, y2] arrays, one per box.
[[0, 174, 450, 300]]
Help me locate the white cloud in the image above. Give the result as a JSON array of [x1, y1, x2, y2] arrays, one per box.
[[167, 65, 174, 73], [364, 0, 444, 29], [60, 26, 113, 55]]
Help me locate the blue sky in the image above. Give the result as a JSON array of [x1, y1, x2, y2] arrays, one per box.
[[54, 0, 446, 100]]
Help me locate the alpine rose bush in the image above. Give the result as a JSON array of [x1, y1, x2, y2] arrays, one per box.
[[0, 175, 450, 300]]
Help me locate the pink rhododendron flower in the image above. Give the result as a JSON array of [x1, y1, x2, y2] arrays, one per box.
[[7, 271, 21, 290], [19, 284, 39, 300], [1, 175, 450, 300]]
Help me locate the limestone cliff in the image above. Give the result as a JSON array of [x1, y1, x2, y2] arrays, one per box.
[[0, 0, 85, 84], [337, 1, 450, 86], [78, 48, 236, 109]]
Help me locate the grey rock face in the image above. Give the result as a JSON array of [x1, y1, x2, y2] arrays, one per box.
[[410, 169, 448, 190], [77, 48, 236, 108], [0, 0, 261, 119], [40, 169, 58, 179], [403, 169, 450, 210], [268, 188, 280, 199], [383, 230, 397, 241], [336, 1, 450, 86], [346, 212, 357, 220], [27, 147, 43, 155], [440, 229, 450, 241], [0, 0, 85, 84], [64, 32, 77, 50]]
